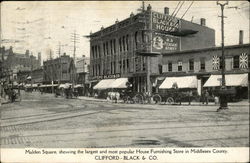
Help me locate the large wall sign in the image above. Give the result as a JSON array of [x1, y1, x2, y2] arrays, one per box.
[[152, 32, 180, 53], [152, 11, 179, 33]]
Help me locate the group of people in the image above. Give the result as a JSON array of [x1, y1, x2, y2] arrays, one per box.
[[0, 83, 20, 104]]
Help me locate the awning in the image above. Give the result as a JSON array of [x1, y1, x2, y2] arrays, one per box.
[[159, 76, 198, 89], [59, 83, 71, 89], [93, 79, 116, 90], [75, 84, 83, 88], [25, 84, 31, 88], [111, 78, 128, 89], [32, 84, 38, 87], [203, 74, 248, 87]]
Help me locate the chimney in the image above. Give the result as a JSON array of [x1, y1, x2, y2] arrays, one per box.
[[164, 7, 169, 15], [200, 18, 206, 26], [239, 30, 243, 44]]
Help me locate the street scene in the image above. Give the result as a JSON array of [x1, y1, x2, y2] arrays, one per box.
[[1, 90, 249, 148], [0, 0, 249, 150]]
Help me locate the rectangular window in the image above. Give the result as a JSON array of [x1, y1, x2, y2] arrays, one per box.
[[189, 59, 194, 71], [168, 62, 172, 72], [103, 43, 106, 56], [113, 39, 116, 54], [177, 61, 182, 71], [119, 38, 122, 52], [110, 40, 113, 55], [200, 58, 205, 70], [233, 55, 239, 69], [127, 59, 129, 72]]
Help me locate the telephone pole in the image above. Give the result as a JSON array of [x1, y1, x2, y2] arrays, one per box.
[[217, 1, 229, 111], [70, 30, 80, 88]]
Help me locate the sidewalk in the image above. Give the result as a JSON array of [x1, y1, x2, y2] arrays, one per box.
[[77, 96, 249, 107]]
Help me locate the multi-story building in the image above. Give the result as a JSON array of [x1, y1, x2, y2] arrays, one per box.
[[0, 46, 41, 82], [160, 42, 249, 98], [43, 53, 75, 84], [75, 55, 90, 95], [76, 55, 90, 85], [89, 5, 215, 92]]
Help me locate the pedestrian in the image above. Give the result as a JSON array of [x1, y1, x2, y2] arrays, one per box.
[[188, 90, 193, 105], [204, 90, 209, 105]]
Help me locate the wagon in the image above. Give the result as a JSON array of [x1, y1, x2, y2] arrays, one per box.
[[151, 89, 193, 104]]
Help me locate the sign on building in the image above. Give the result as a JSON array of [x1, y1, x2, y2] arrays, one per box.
[[152, 32, 180, 53], [151, 11, 179, 33]]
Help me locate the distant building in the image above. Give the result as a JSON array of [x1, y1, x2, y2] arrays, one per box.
[[0, 46, 41, 82], [75, 55, 90, 95], [43, 53, 75, 84], [76, 55, 90, 84]]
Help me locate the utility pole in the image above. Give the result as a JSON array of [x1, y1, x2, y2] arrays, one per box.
[[217, 0, 229, 111], [49, 49, 54, 93], [70, 30, 80, 88]]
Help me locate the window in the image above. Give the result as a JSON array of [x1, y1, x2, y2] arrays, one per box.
[[188, 59, 194, 71], [123, 36, 126, 51], [106, 42, 109, 55], [168, 62, 172, 72], [135, 31, 138, 49], [177, 61, 182, 71], [110, 40, 113, 55], [113, 39, 116, 54], [119, 38, 122, 52], [200, 58, 205, 70], [103, 43, 106, 56], [126, 35, 129, 51], [233, 55, 239, 69], [127, 59, 129, 72], [91, 46, 95, 59]]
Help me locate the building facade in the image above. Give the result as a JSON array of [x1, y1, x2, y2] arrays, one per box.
[[43, 53, 75, 84], [89, 5, 215, 92], [0, 46, 41, 82], [160, 43, 249, 97]]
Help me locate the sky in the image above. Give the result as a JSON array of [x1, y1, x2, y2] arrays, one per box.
[[1, 1, 249, 62]]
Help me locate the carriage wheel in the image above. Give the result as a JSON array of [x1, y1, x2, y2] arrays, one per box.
[[167, 97, 174, 104], [152, 94, 162, 104], [126, 96, 133, 104], [134, 94, 144, 104]]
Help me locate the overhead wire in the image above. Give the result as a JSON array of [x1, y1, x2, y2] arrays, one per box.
[[180, 1, 194, 19]]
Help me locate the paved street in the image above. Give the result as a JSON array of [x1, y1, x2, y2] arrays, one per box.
[[0, 91, 249, 148]]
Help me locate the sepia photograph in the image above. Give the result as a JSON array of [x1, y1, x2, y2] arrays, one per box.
[[0, 0, 249, 162]]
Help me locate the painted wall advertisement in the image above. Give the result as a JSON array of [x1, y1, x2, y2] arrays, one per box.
[[152, 32, 180, 53], [151, 11, 180, 53], [152, 11, 180, 33]]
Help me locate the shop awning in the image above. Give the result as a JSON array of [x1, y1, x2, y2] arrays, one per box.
[[93, 79, 116, 90], [111, 78, 128, 89], [203, 74, 248, 87], [75, 84, 83, 88], [159, 76, 198, 89]]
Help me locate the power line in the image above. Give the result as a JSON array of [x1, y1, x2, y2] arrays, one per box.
[[180, 1, 194, 20]]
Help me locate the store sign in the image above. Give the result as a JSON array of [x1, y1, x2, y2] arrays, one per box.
[[152, 11, 179, 33], [152, 32, 180, 52], [91, 73, 121, 80]]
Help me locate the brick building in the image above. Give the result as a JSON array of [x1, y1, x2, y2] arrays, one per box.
[[89, 5, 215, 92], [160, 43, 249, 97], [0, 46, 41, 82], [43, 53, 75, 84]]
